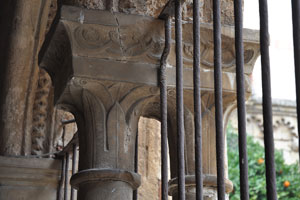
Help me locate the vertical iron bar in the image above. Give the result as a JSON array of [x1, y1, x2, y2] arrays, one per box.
[[160, 15, 171, 200], [57, 156, 66, 200], [62, 126, 66, 148], [71, 145, 77, 200], [133, 131, 139, 200], [233, 0, 250, 199], [213, 0, 225, 199], [64, 153, 70, 200], [258, 0, 278, 199], [291, 0, 300, 163], [193, 0, 203, 199], [175, 0, 185, 199]]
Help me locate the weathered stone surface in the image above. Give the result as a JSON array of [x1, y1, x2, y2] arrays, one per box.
[[0, 0, 52, 156], [0, 156, 61, 200], [137, 117, 164, 200], [32, 69, 53, 155], [201, 0, 237, 25], [61, 0, 237, 25]]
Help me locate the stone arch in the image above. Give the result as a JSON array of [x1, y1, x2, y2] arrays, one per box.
[[39, 21, 73, 103]]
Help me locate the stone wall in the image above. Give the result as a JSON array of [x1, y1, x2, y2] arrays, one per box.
[[62, 0, 236, 24], [138, 117, 164, 200]]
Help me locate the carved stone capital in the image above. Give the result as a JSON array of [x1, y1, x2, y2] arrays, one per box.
[[56, 78, 158, 171], [39, 5, 259, 103]]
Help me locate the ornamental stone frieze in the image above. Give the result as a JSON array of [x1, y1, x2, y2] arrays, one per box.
[[39, 5, 260, 200]]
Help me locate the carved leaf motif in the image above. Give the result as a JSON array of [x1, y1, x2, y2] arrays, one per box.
[[184, 108, 195, 174], [106, 102, 130, 169], [82, 90, 107, 168]]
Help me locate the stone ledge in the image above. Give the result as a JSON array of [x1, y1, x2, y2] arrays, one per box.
[[0, 156, 61, 187], [0, 156, 61, 200]]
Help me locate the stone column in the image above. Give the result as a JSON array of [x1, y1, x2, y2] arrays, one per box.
[[167, 93, 237, 200], [59, 79, 159, 199], [0, 0, 52, 156], [165, 22, 260, 199], [39, 6, 165, 199]]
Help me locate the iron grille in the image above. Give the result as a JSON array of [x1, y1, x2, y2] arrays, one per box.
[[55, 0, 300, 199]]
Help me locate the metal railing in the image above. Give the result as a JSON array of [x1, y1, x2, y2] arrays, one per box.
[[56, 120, 78, 200], [54, 0, 300, 199], [158, 0, 300, 200]]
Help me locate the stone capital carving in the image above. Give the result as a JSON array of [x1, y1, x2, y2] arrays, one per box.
[[39, 5, 259, 103], [57, 78, 159, 171]]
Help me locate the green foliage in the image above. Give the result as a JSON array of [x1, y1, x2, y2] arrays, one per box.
[[227, 123, 300, 200]]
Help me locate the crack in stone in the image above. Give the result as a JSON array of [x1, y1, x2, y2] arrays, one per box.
[[113, 13, 125, 60]]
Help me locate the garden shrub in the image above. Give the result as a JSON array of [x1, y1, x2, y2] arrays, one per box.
[[227, 123, 300, 200]]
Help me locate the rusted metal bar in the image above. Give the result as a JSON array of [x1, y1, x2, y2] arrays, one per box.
[[193, 0, 203, 199], [61, 119, 76, 125], [258, 0, 278, 199], [291, 0, 300, 164], [64, 153, 70, 200], [57, 156, 66, 200], [233, 0, 250, 199], [213, 0, 225, 199], [56, 132, 78, 156], [133, 131, 138, 200], [160, 15, 172, 200], [62, 126, 66, 148], [159, 0, 175, 19], [175, 0, 185, 199], [71, 144, 77, 200], [159, 0, 186, 19]]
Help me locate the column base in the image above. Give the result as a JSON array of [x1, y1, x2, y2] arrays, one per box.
[[169, 175, 233, 200], [71, 168, 141, 200]]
